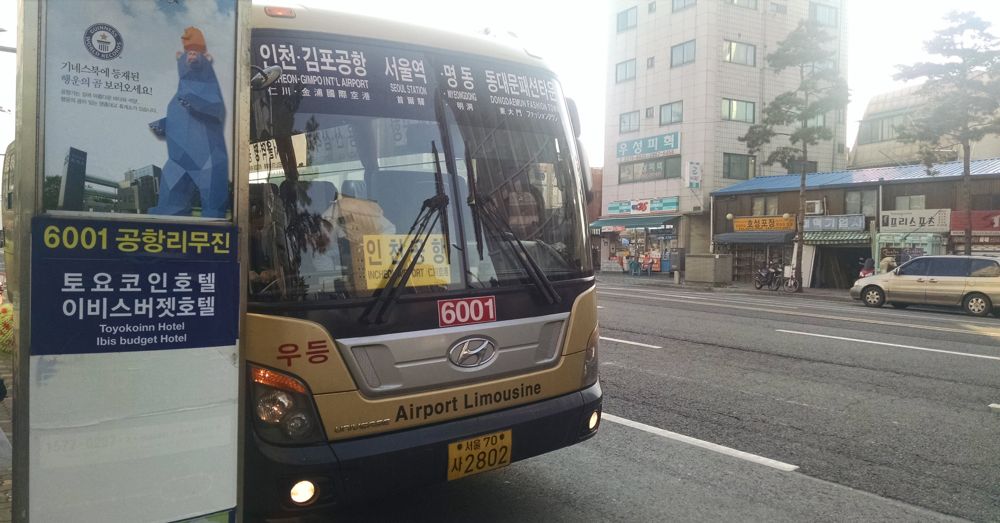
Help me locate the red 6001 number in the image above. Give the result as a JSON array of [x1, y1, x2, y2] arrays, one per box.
[[438, 296, 497, 327]]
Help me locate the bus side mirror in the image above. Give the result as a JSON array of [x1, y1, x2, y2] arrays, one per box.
[[565, 98, 593, 202], [566, 98, 582, 139], [251, 65, 282, 90], [577, 137, 593, 203]]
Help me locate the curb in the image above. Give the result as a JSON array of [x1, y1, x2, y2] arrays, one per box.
[[595, 274, 855, 303]]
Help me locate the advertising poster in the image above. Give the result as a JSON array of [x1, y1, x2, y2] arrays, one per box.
[[43, 0, 236, 218]]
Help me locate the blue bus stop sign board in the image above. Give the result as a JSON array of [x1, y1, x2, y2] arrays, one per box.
[[30, 216, 239, 356]]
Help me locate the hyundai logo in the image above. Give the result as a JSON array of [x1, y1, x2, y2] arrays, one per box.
[[448, 337, 498, 368]]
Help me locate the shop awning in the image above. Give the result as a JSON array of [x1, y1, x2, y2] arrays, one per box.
[[589, 215, 679, 229], [713, 231, 794, 244], [803, 231, 871, 245]]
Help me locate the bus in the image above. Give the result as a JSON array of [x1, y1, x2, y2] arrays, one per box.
[[254, 4, 602, 518]]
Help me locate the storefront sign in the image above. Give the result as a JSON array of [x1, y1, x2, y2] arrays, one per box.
[[880, 209, 951, 233], [687, 161, 701, 189], [616, 132, 680, 158], [608, 197, 678, 215], [948, 210, 1000, 233], [803, 214, 865, 232], [733, 215, 795, 232]]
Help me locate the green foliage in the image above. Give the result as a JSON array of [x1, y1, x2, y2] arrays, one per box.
[[739, 20, 849, 171], [894, 11, 1000, 169], [42, 176, 61, 210]]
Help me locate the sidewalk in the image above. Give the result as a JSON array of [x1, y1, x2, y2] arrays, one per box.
[[596, 271, 855, 302]]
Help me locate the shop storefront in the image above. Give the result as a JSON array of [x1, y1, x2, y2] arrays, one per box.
[[714, 215, 796, 282], [590, 208, 679, 273], [877, 209, 950, 265], [948, 210, 1000, 254], [802, 214, 872, 288]]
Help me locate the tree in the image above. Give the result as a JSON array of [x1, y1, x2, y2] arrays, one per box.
[[740, 20, 849, 292], [895, 12, 1000, 256]]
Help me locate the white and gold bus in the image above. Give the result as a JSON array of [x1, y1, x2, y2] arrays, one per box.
[[244, 5, 600, 518]]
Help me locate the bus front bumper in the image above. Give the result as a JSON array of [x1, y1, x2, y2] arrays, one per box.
[[245, 380, 602, 520]]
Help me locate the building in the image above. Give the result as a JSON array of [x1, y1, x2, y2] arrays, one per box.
[[849, 84, 1000, 169], [117, 164, 162, 214], [711, 156, 1000, 288], [598, 0, 849, 264]]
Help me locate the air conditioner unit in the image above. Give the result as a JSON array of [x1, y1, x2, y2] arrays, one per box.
[[805, 200, 825, 215]]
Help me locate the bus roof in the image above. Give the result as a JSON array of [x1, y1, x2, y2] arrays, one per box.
[[251, 4, 553, 71]]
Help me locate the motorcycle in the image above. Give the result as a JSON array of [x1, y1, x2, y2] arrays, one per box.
[[752, 260, 782, 290]]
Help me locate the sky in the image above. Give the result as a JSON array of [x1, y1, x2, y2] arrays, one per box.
[[2, 0, 1000, 168]]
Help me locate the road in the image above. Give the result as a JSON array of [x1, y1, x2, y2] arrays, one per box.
[[334, 281, 999, 522]]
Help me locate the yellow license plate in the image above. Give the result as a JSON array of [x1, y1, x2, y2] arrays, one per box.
[[447, 429, 512, 480]]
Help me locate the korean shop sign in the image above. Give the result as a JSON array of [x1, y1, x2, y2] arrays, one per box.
[[608, 197, 677, 215], [880, 209, 951, 233], [803, 214, 865, 232], [616, 132, 681, 158], [733, 215, 796, 232]]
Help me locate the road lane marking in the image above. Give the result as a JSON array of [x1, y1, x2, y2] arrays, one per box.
[[599, 291, 1000, 339], [776, 329, 1000, 361], [989, 404, 1000, 411], [597, 305, 605, 309], [602, 413, 799, 472], [600, 285, 1000, 326], [600, 336, 661, 349]]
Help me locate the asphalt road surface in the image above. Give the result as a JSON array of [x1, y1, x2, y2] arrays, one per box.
[[333, 281, 997, 522]]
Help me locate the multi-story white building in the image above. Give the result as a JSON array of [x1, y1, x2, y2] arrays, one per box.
[[598, 0, 848, 259]]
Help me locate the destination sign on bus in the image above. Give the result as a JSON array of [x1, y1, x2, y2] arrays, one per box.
[[361, 233, 451, 289], [252, 32, 564, 127]]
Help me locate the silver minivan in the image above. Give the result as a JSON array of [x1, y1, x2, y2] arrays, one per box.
[[849, 255, 1000, 316]]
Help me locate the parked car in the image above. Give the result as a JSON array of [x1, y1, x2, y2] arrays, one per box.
[[849, 255, 1000, 316]]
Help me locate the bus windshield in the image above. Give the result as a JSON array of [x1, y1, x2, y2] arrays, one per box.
[[248, 31, 590, 302]]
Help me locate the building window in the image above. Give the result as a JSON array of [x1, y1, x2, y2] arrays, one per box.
[[649, 1, 657, 13], [615, 59, 636, 83], [894, 195, 925, 210], [972, 194, 1000, 210], [723, 153, 755, 180], [858, 114, 909, 144], [645, 107, 655, 118], [619, 156, 683, 183], [769, 2, 787, 14], [752, 195, 778, 216], [721, 98, 755, 123], [620, 111, 640, 133], [659, 101, 683, 125], [617, 7, 638, 32], [845, 189, 877, 217], [672, 0, 696, 11], [671, 40, 696, 67], [787, 160, 818, 174], [647, 56, 655, 69], [729, 0, 757, 8], [724, 41, 756, 66], [803, 113, 826, 128], [810, 2, 838, 27]]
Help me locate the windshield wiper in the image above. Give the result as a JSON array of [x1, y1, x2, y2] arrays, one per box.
[[468, 188, 561, 305], [360, 141, 450, 324]]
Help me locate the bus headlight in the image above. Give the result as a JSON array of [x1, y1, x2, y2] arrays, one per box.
[[582, 326, 599, 387], [250, 365, 325, 445]]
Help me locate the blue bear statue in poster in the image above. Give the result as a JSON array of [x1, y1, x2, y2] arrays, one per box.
[[149, 26, 229, 218]]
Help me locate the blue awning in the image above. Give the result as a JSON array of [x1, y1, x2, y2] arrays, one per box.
[[589, 215, 679, 229]]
